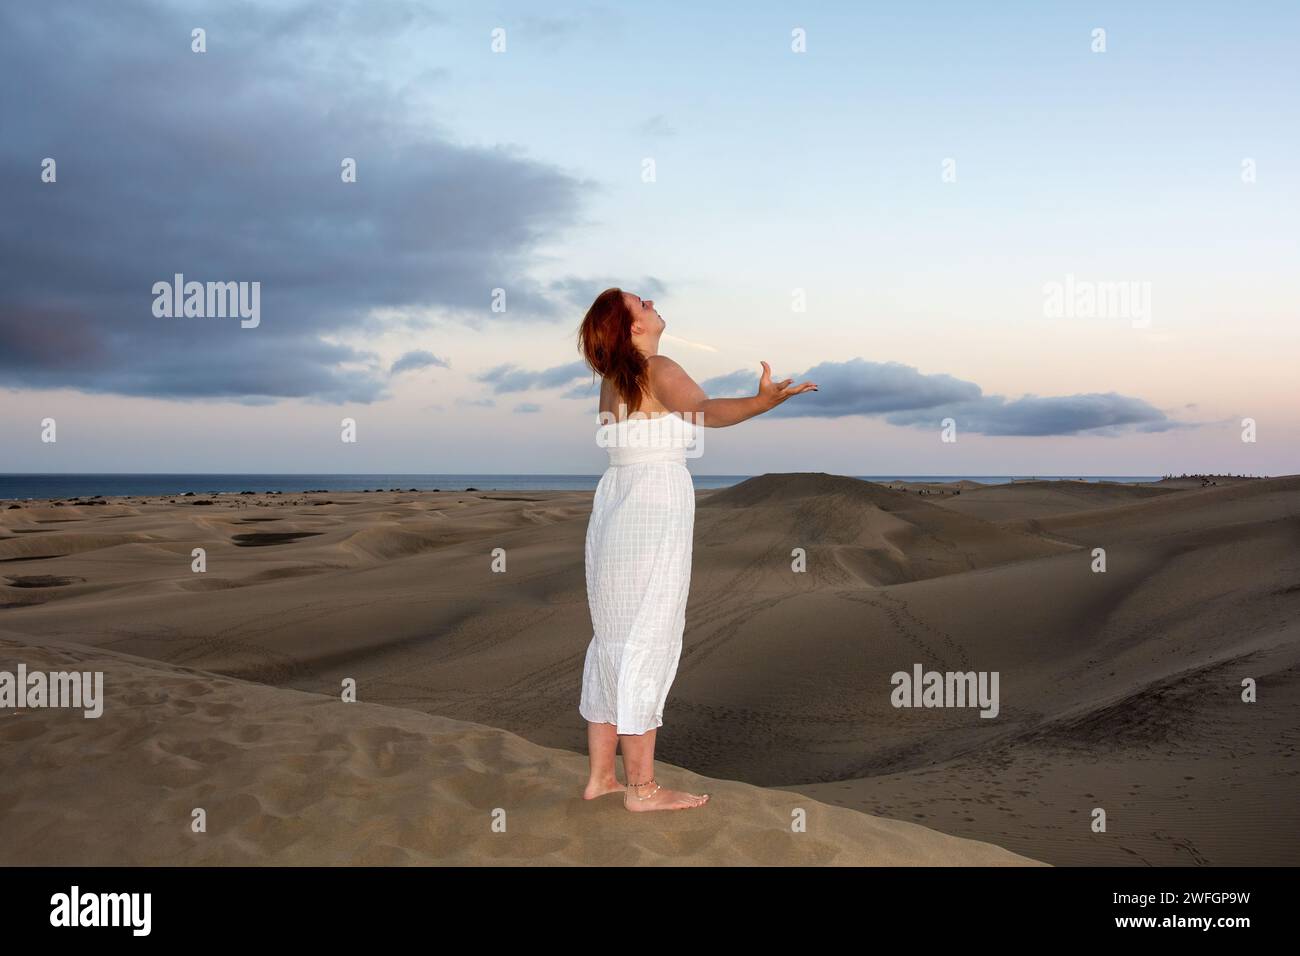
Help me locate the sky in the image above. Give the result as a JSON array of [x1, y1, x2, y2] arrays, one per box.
[[2, 0, 1297, 476]]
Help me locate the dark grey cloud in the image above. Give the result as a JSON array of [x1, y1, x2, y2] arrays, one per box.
[[0, 0, 588, 403], [561, 379, 600, 400], [697, 368, 765, 398], [502, 354, 1179, 436], [702, 359, 980, 413], [701, 358, 1181, 437], [390, 350, 449, 375], [882, 393, 1182, 436], [477, 360, 589, 393]]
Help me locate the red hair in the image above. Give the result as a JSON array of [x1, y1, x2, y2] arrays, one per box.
[[576, 287, 648, 414]]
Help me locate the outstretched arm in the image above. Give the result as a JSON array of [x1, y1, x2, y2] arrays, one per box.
[[647, 356, 818, 428]]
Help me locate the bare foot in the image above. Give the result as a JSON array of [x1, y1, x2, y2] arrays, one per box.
[[582, 776, 624, 800], [623, 779, 710, 812]]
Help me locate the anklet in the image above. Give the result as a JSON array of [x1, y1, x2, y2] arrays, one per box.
[[625, 777, 661, 801]]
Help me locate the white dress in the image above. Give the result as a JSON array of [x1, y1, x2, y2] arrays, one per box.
[[579, 411, 698, 735]]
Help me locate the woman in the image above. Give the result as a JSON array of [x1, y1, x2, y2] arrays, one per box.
[[575, 288, 818, 811]]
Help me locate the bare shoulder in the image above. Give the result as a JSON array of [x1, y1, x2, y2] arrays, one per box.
[[646, 354, 686, 375], [645, 354, 706, 410]]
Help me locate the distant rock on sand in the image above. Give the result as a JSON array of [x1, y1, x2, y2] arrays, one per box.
[[0, 636, 1042, 867]]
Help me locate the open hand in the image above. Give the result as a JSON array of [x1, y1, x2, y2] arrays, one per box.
[[756, 360, 818, 410]]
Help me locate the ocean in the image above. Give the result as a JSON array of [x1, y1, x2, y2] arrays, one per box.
[[0, 473, 1165, 501]]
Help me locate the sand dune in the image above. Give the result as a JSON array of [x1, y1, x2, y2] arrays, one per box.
[[699, 472, 1070, 586], [0, 636, 1039, 866], [1004, 474, 1300, 543], [929, 479, 1181, 523], [2, 474, 1297, 865]]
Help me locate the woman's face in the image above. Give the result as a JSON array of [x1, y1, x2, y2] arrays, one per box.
[[623, 291, 664, 336]]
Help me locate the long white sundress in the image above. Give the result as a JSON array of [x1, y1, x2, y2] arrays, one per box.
[[579, 410, 698, 735]]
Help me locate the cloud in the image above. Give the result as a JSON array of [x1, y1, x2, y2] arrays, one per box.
[[513, 402, 542, 413], [490, 355, 1183, 436], [0, 0, 586, 403], [545, 276, 667, 313], [702, 358, 1182, 437], [390, 350, 449, 375], [882, 392, 1181, 436], [703, 358, 981, 413], [477, 360, 589, 393], [561, 379, 600, 400], [639, 114, 677, 137], [695, 368, 756, 397]]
